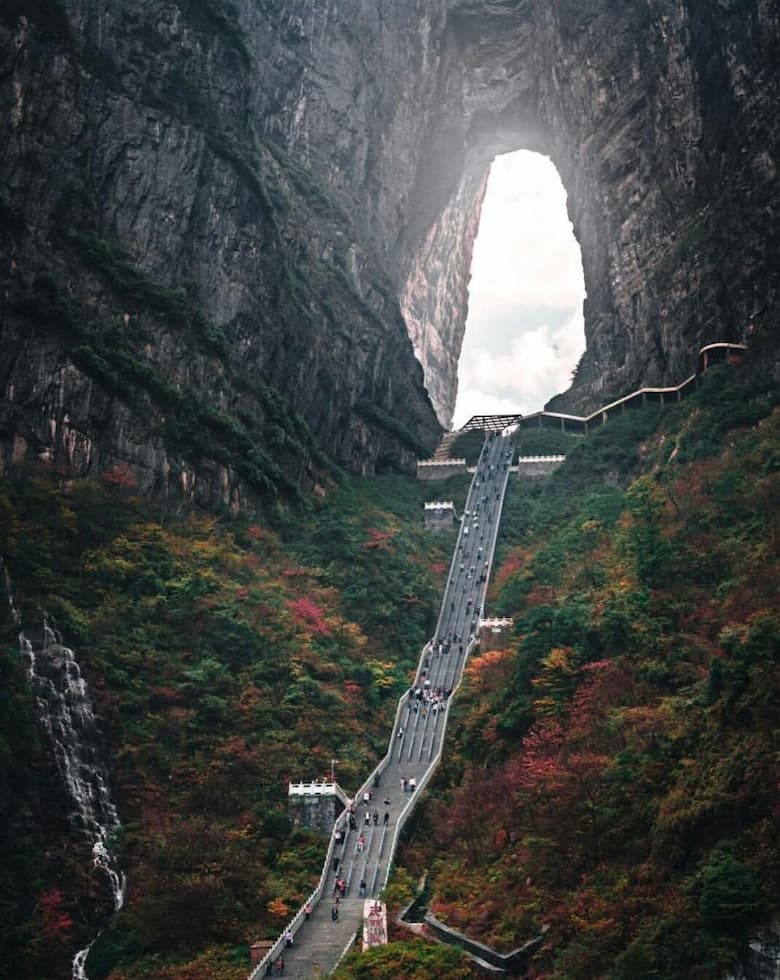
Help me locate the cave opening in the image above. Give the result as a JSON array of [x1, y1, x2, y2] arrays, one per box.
[[452, 150, 586, 429]]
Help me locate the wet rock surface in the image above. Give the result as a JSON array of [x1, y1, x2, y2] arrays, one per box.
[[1, 1, 778, 499], [726, 918, 780, 980]]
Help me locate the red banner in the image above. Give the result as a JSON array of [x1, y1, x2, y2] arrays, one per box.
[[362, 900, 388, 950]]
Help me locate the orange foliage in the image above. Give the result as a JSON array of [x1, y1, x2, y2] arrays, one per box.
[[491, 549, 525, 592], [364, 527, 395, 550], [267, 897, 290, 920], [464, 648, 514, 690]]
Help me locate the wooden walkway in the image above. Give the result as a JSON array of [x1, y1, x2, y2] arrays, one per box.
[[250, 432, 515, 979]]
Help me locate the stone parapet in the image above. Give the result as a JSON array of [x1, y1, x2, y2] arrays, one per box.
[[516, 455, 566, 478], [479, 617, 514, 649], [424, 500, 455, 530], [416, 459, 467, 480], [423, 911, 546, 973]]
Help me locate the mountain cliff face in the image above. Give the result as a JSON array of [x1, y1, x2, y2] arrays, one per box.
[[1, 0, 778, 500], [396, 0, 780, 418]]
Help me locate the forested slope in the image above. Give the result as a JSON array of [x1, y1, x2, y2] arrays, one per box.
[[1, 362, 777, 980], [0, 467, 463, 978], [384, 365, 779, 980]]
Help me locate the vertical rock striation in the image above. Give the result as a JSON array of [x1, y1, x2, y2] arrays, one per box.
[[395, 0, 780, 420], [1, 0, 778, 491], [0, 1, 445, 502]]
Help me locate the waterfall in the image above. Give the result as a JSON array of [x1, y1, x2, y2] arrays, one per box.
[[725, 918, 780, 980], [2, 559, 125, 979]]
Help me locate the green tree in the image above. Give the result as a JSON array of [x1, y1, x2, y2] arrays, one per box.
[[336, 939, 472, 979], [700, 845, 763, 938]]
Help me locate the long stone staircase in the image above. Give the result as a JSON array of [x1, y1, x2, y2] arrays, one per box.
[[250, 432, 515, 979], [251, 342, 753, 977]]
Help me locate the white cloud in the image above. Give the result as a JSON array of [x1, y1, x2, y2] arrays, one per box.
[[454, 387, 528, 427], [454, 313, 584, 426], [453, 150, 586, 428]]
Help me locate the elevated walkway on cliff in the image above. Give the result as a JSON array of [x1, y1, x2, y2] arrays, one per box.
[[458, 342, 747, 436], [249, 341, 749, 977], [249, 433, 515, 979]]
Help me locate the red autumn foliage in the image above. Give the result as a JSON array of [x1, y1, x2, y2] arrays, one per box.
[[509, 717, 565, 793], [38, 889, 74, 937], [364, 527, 395, 550], [149, 685, 185, 704], [343, 679, 363, 704], [489, 551, 526, 598], [286, 596, 332, 636], [100, 461, 138, 489]]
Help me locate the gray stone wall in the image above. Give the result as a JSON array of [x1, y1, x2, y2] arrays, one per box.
[[288, 793, 342, 837], [417, 461, 467, 481], [516, 456, 566, 479]]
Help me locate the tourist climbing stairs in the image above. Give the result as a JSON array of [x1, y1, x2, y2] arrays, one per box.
[[249, 431, 515, 979]]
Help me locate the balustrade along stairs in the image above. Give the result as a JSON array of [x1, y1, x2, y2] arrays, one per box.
[[248, 432, 514, 979]]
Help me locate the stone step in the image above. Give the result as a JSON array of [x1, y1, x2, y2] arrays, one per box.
[[252, 434, 516, 979], [265, 899, 360, 977], [432, 429, 460, 460]]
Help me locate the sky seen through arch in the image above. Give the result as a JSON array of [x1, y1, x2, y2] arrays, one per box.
[[453, 150, 586, 429]]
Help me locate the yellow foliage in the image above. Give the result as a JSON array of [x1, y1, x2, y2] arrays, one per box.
[[367, 659, 398, 690], [266, 897, 289, 920]]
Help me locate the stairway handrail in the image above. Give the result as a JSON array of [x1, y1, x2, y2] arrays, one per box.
[[248, 435, 513, 978], [459, 342, 748, 434], [247, 805, 348, 978], [248, 685, 412, 979], [379, 439, 513, 892]]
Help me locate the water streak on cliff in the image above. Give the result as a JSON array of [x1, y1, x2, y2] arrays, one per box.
[[726, 918, 780, 980], [1, 560, 125, 979]]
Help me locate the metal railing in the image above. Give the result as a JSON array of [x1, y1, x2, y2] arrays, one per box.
[[458, 343, 748, 437]]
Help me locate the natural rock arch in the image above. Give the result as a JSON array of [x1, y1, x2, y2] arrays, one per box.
[[0, 0, 777, 490], [392, 0, 780, 425]]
